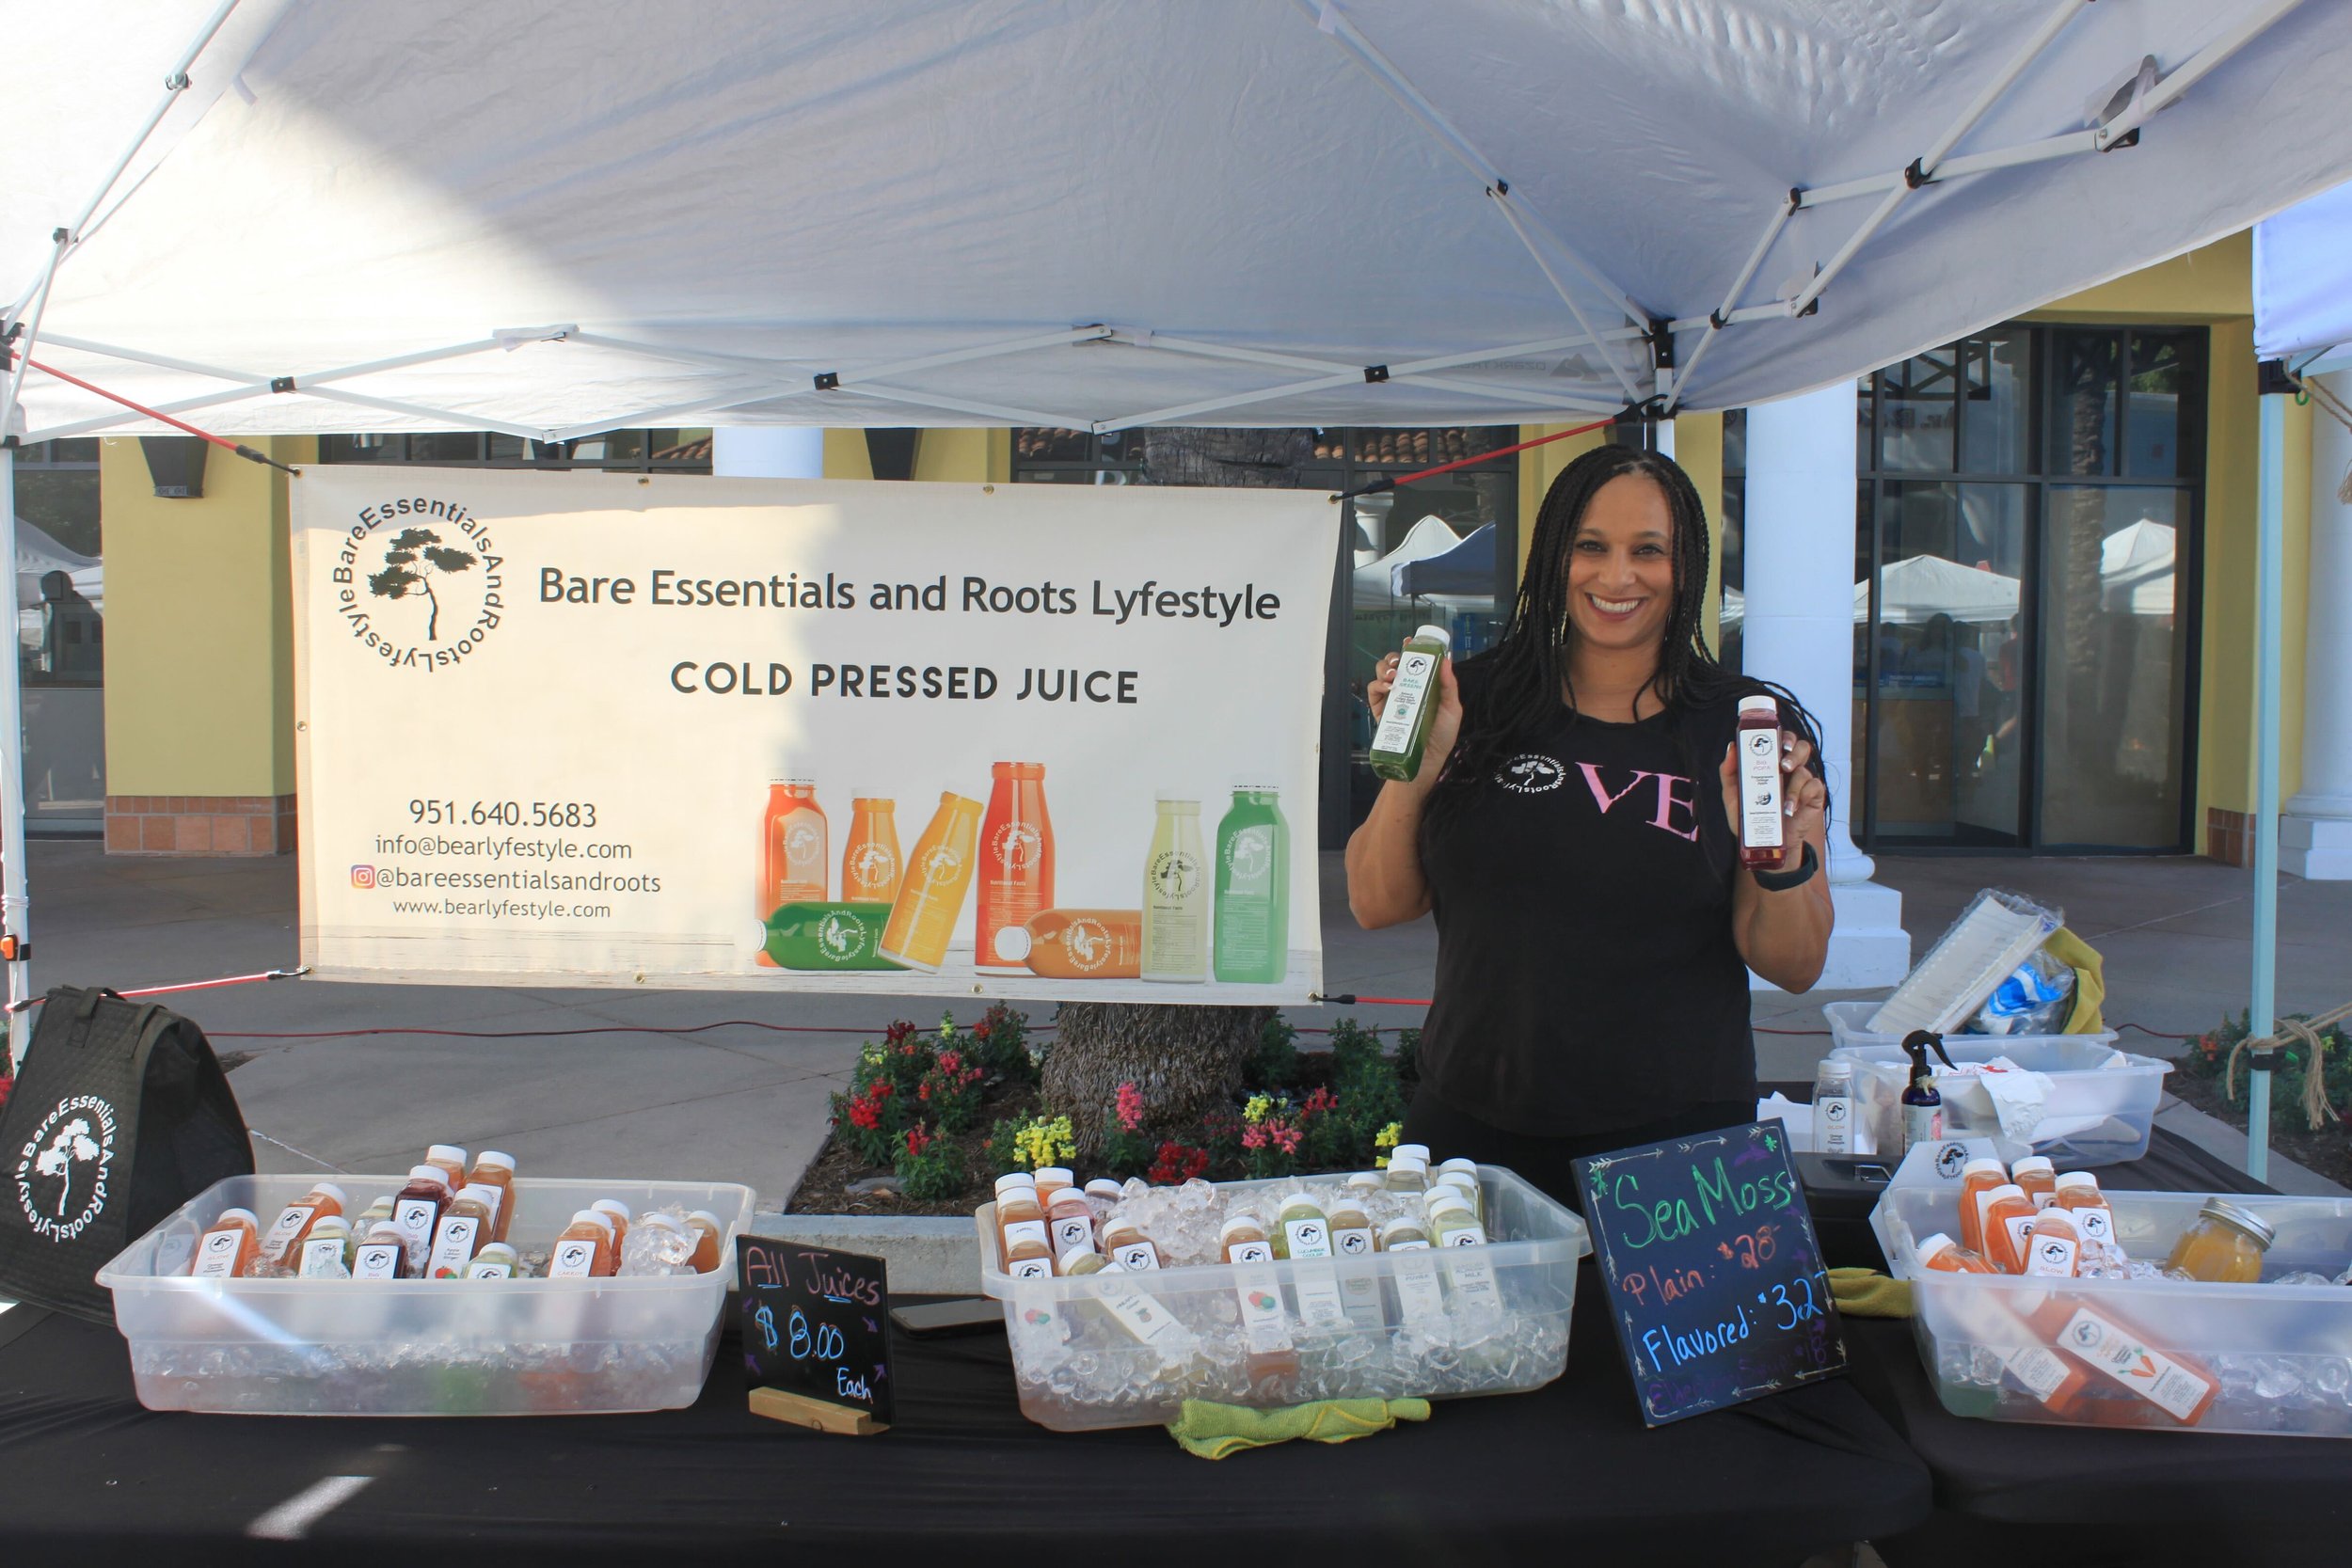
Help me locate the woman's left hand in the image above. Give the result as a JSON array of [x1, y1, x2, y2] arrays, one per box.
[[1719, 731, 1827, 872]]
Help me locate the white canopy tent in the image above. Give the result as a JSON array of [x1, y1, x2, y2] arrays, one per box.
[[5, 1, 2352, 1055]]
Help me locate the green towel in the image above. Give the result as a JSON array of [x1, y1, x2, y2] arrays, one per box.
[[1168, 1397, 1431, 1458], [1829, 1266, 1913, 1319]]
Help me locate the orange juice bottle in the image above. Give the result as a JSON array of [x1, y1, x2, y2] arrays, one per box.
[[465, 1150, 516, 1243], [548, 1211, 614, 1279], [880, 791, 982, 971], [977, 763, 1054, 970], [591, 1199, 633, 1268], [756, 780, 828, 964], [1045, 1185, 1097, 1264], [684, 1210, 724, 1273], [1981, 1184, 2038, 1274], [258, 1181, 348, 1269], [2012, 1155, 2058, 1210], [1957, 1158, 2007, 1256], [191, 1207, 262, 1278], [1033, 1166, 1075, 1212], [2027, 1294, 2218, 1426], [996, 1183, 1053, 1279], [1915, 1231, 1994, 1273], [2050, 1172, 2119, 1256], [423, 1144, 469, 1192], [427, 1186, 498, 1278], [1220, 1214, 1274, 1264], [842, 789, 902, 904], [2023, 1209, 2082, 1278], [1011, 909, 1144, 980]]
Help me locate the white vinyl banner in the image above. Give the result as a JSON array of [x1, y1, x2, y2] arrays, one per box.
[[291, 470, 1333, 1002]]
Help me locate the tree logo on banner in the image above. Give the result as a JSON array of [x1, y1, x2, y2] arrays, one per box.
[[1061, 916, 1114, 972], [816, 910, 870, 964], [990, 821, 1043, 873], [11, 1093, 119, 1243], [1150, 849, 1200, 899], [330, 498, 505, 675], [919, 845, 965, 886]]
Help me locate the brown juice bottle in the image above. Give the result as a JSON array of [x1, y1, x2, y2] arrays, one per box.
[[258, 1181, 348, 1269], [548, 1212, 614, 1279], [191, 1207, 262, 1278], [684, 1210, 724, 1274], [428, 1186, 498, 1278], [423, 1144, 469, 1192], [465, 1150, 516, 1243], [1736, 694, 1788, 870], [591, 1199, 633, 1271]]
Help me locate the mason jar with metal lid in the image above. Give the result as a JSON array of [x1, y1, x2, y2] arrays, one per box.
[[2164, 1197, 2276, 1283]]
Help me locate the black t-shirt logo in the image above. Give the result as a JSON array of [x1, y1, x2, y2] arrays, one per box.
[[1495, 753, 1566, 794]]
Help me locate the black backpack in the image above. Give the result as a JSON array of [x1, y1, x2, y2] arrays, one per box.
[[0, 986, 253, 1323]]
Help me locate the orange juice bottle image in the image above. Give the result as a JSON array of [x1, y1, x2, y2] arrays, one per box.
[[842, 789, 902, 904], [756, 780, 828, 964], [977, 763, 1055, 969], [1981, 1184, 2038, 1274], [190, 1207, 262, 1278], [1009, 909, 1145, 979], [879, 791, 982, 971]]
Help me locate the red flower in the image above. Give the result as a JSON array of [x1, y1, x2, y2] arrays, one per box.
[[1240, 1125, 1267, 1150], [1300, 1086, 1337, 1117], [975, 1022, 992, 1039], [903, 1123, 933, 1156], [883, 1021, 917, 1046], [1148, 1141, 1210, 1185]]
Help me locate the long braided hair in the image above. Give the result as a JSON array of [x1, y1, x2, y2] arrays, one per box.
[[1423, 441, 1827, 835]]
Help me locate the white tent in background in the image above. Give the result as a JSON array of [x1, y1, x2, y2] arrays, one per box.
[[2100, 518, 2177, 615], [2256, 175, 2352, 372], [1352, 516, 1470, 605], [1858, 555, 2021, 626]]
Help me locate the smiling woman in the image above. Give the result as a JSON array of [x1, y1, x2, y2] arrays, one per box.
[[1343, 445, 1836, 1209]]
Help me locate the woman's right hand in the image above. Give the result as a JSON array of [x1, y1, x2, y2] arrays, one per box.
[[1367, 643, 1463, 783]]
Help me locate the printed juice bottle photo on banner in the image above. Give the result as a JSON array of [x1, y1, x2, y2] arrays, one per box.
[[755, 779, 828, 966], [1213, 784, 1288, 984], [761, 900, 905, 971], [977, 761, 1054, 969], [880, 791, 983, 971], [1141, 792, 1208, 983], [842, 789, 903, 904], [1010, 908, 1144, 979]]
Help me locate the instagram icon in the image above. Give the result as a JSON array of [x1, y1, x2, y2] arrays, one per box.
[[350, 865, 378, 889]]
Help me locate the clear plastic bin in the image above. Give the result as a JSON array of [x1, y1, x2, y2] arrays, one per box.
[[974, 1165, 1588, 1432], [97, 1173, 755, 1416], [1872, 1182, 2352, 1436], [1824, 1000, 2162, 1166]]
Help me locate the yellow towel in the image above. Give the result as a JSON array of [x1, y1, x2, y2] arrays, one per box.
[[1168, 1397, 1432, 1459], [1829, 1266, 1913, 1319], [2044, 926, 2106, 1035]]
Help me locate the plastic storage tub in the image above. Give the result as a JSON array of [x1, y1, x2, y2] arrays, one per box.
[[1824, 1000, 2163, 1166], [97, 1173, 756, 1416], [1872, 1182, 2352, 1436], [974, 1165, 1588, 1432]]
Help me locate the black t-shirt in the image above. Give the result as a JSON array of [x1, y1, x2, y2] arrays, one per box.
[[1416, 682, 1762, 1137]]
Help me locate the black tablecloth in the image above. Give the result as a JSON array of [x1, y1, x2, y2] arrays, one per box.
[[0, 1265, 1930, 1566]]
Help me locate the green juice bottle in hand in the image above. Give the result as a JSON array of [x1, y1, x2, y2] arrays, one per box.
[[1212, 784, 1289, 984], [1369, 624, 1451, 782]]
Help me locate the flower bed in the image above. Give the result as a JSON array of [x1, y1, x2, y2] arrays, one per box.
[[2168, 1009, 2352, 1188]]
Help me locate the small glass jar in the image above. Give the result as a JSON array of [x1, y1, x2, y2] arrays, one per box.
[[2163, 1197, 2275, 1283]]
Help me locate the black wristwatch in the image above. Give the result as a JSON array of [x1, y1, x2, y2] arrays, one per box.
[[1751, 841, 1820, 891]]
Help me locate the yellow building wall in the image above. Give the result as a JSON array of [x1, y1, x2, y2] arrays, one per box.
[[823, 428, 1009, 483]]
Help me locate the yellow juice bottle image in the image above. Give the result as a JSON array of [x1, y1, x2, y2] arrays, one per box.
[[1141, 792, 1207, 983], [842, 788, 902, 904], [879, 791, 982, 971]]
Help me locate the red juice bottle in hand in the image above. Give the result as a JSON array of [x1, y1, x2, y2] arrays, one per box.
[[1736, 695, 1787, 870]]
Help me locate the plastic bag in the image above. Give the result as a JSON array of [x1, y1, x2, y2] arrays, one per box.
[[1968, 946, 2076, 1036]]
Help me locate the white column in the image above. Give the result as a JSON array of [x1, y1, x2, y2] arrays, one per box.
[[2284, 371, 2352, 879], [1740, 382, 1911, 989], [711, 427, 825, 479]]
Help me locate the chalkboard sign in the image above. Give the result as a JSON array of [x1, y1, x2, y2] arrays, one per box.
[[738, 1236, 893, 1432], [1572, 1119, 1847, 1427]]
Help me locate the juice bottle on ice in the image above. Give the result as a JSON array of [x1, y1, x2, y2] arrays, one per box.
[[2164, 1197, 2273, 1284], [423, 1144, 469, 1192], [684, 1211, 724, 1274], [1011, 909, 1143, 979], [427, 1185, 499, 1277], [1273, 1193, 1331, 1259], [1368, 624, 1451, 782], [389, 1164, 453, 1277], [2024, 1210, 2082, 1278], [464, 1150, 516, 1243], [1101, 1217, 1161, 1272], [465, 1243, 520, 1279], [1957, 1158, 2008, 1256], [1915, 1232, 1994, 1273], [258, 1180, 348, 1269], [1385, 1154, 1429, 1195], [592, 1199, 633, 1265], [297, 1216, 355, 1278], [2051, 1172, 2119, 1258], [2011, 1155, 2058, 1210], [1220, 1214, 1274, 1264], [1045, 1186, 1097, 1265], [1139, 794, 1207, 983], [1328, 1191, 1375, 1258], [977, 762, 1054, 970], [190, 1207, 262, 1278], [1004, 1229, 1054, 1281], [352, 1222, 411, 1279], [842, 788, 903, 904], [756, 780, 828, 963], [996, 1182, 1053, 1280], [548, 1212, 614, 1280], [2027, 1293, 2218, 1426], [1212, 784, 1289, 984], [1432, 1169, 1483, 1226], [879, 791, 982, 971], [1981, 1184, 2038, 1274]]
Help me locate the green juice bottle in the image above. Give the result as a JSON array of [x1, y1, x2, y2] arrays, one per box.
[[1212, 784, 1289, 984], [759, 900, 906, 970], [1368, 624, 1452, 782]]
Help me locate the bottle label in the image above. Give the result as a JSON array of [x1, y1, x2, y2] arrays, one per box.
[[2025, 1232, 2079, 1277], [1383, 1235, 1431, 1252], [1445, 1252, 1504, 1316], [548, 1238, 600, 1279], [1283, 1217, 1334, 1259], [390, 1197, 439, 1273], [1442, 1223, 1489, 1247], [1225, 1240, 1273, 1265], [428, 1215, 483, 1278], [1050, 1214, 1096, 1254], [1111, 1242, 1160, 1272], [466, 1260, 515, 1279], [2002, 1212, 2040, 1263], [352, 1242, 405, 1279], [1902, 1103, 1943, 1149], [296, 1235, 350, 1278], [1292, 1264, 1349, 1329], [1007, 1257, 1054, 1281], [1000, 1219, 1050, 1259], [1331, 1225, 1375, 1258], [2073, 1204, 2116, 1245], [1372, 651, 1437, 754], [191, 1228, 245, 1278], [1339, 1262, 1385, 1327], [1232, 1267, 1295, 1354], [470, 1186, 502, 1231], [261, 1204, 317, 1262], [1816, 1097, 1852, 1155], [1390, 1252, 1452, 1338], [2029, 1189, 2056, 1211], [2058, 1307, 2212, 1422], [1739, 723, 1785, 849], [2002, 1343, 2076, 1405], [1093, 1274, 1198, 1357]]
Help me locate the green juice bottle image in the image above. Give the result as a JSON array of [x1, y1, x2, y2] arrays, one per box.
[[1140, 792, 1207, 983], [1368, 623, 1452, 782], [759, 900, 906, 970], [1213, 784, 1288, 984]]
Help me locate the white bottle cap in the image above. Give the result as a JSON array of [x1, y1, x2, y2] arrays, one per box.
[[2055, 1171, 2100, 1193], [1426, 1187, 1472, 1215], [687, 1211, 723, 1231], [2011, 1156, 2056, 1176], [1378, 1217, 1429, 1244], [310, 1181, 350, 1208], [475, 1243, 519, 1262], [573, 1210, 615, 1236], [1961, 1158, 2007, 1180], [1413, 624, 1452, 648], [1084, 1179, 1124, 1199], [1916, 1231, 1959, 1261], [993, 924, 1035, 962], [456, 1184, 499, 1208], [1345, 1172, 1384, 1192], [994, 1172, 1038, 1195], [427, 1144, 469, 1165], [771, 777, 816, 788], [1739, 694, 1780, 718], [215, 1207, 261, 1228], [1437, 1157, 1478, 1178], [473, 1151, 516, 1172], [1279, 1192, 1321, 1214], [1035, 1167, 1073, 1185], [309, 1215, 351, 1237], [592, 1199, 633, 1222], [1988, 1183, 2026, 1204], [1387, 1153, 1428, 1173], [639, 1212, 685, 1233], [1392, 1143, 1432, 1164], [406, 1164, 452, 1187], [1219, 1216, 1263, 1241]]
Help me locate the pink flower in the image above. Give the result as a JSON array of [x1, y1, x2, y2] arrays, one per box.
[[1240, 1125, 1268, 1150], [1115, 1081, 1146, 1132]]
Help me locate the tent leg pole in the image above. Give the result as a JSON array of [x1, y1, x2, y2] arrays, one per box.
[[0, 449, 32, 1069], [2249, 386, 2287, 1184]]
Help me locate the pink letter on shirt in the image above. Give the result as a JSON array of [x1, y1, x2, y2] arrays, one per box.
[[1651, 772, 1700, 841], [1579, 764, 1651, 816]]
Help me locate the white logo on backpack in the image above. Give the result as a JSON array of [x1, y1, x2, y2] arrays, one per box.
[[11, 1094, 120, 1243]]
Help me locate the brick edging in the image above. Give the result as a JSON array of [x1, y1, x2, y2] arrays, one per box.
[[105, 795, 298, 856]]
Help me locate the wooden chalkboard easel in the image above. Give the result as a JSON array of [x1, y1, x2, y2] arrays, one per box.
[[749, 1386, 888, 1434], [738, 1235, 895, 1435]]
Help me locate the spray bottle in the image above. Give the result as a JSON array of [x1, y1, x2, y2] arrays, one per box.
[[1898, 1029, 1957, 1157]]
